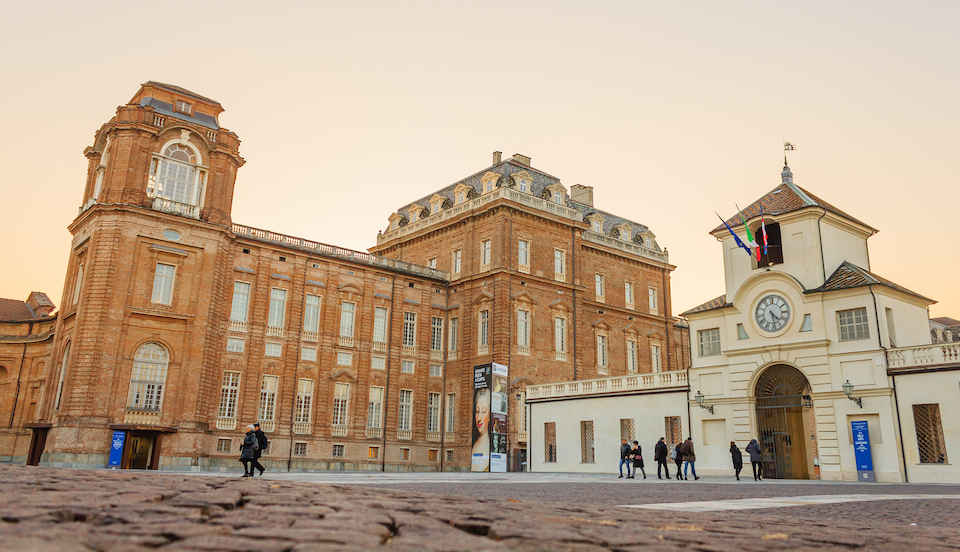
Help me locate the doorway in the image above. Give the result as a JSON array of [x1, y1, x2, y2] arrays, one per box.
[[27, 428, 48, 466], [755, 365, 813, 479], [124, 432, 158, 470]]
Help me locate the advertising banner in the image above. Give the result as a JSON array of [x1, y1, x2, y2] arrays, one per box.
[[472, 363, 509, 472], [851, 420, 875, 482], [108, 430, 126, 469]]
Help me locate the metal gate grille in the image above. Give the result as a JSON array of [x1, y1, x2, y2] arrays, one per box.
[[756, 395, 809, 479], [665, 416, 682, 448], [580, 421, 595, 463], [913, 404, 948, 464], [620, 419, 636, 441], [544, 422, 557, 462]]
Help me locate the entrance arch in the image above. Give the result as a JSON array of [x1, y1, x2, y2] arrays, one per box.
[[754, 365, 814, 479]]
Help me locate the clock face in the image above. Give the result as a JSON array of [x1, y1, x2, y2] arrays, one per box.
[[755, 294, 791, 333]]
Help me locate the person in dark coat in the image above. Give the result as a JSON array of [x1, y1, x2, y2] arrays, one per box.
[[654, 437, 669, 479], [681, 437, 698, 480], [672, 443, 683, 480], [730, 441, 743, 481], [239, 424, 258, 477], [619, 439, 633, 478], [252, 422, 267, 476], [746, 438, 763, 481], [631, 441, 646, 479]]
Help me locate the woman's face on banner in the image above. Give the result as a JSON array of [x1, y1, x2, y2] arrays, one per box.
[[475, 401, 489, 435]]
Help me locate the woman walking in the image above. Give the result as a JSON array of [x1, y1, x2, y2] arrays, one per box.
[[746, 438, 763, 481], [730, 441, 743, 481], [239, 424, 259, 477], [631, 441, 646, 479], [672, 443, 683, 480]]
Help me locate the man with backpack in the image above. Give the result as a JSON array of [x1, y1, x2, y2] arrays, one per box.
[[252, 422, 268, 476], [681, 437, 699, 480]]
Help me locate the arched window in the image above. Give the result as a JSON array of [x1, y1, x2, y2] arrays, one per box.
[[127, 343, 170, 411], [755, 222, 784, 268], [147, 142, 205, 207], [55, 342, 71, 410]]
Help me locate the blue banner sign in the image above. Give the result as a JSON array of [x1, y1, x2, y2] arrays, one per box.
[[851, 420, 874, 482], [108, 430, 126, 468]]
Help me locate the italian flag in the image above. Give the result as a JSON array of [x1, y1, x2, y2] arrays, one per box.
[[738, 204, 760, 261]]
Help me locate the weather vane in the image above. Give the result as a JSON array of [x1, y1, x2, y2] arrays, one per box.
[[783, 140, 796, 165]]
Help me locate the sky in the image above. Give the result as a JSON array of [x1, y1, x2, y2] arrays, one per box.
[[1, 2, 957, 320]]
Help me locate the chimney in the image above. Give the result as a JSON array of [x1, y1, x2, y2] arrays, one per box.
[[26, 291, 55, 317], [570, 184, 594, 207], [511, 153, 531, 166], [492, 151, 502, 165]]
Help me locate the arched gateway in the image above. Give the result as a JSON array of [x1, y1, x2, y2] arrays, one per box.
[[754, 365, 815, 479]]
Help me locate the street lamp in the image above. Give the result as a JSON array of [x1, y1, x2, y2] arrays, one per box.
[[694, 390, 714, 414], [842, 380, 862, 408]]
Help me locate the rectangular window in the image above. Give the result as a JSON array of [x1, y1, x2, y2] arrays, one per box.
[[403, 312, 417, 347], [218, 371, 241, 419], [428, 257, 437, 269], [428, 449, 439, 462], [445, 393, 456, 433], [268, 288, 287, 328], [431, 317, 443, 351], [332, 382, 349, 426], [72, 262, 84, 305], [652, 344, 662, 372], [596, 334, 608, 368], [373, 306, 388, 343], [368, 446, 380, 460], [339, 301, 356, 338], [258, 375, 279, 423], [453, 250, 462, 274], [371, 356, 386, 370], [620, 418, 636, 441], [626, 339, 637, 372], [839, 307, 870, 341], [151, 263, 176, 305], [595, 274, 604, 298], [914, 404, 948, 464], [230, 281, 250, 322], [216, 438, 232, 453], [518, 239, 530, 268], [479, 310, 490, 348], [698, 328, 721, 356], [545, 422, 557, 462], [301, 346, 317, 361], [666, 416, 682, 448], [332, 444, 345, 458], [367, 386, 384, 428], [295, 379, 314, 424], [580, 421, 595, 463], [624, 281, 634, 305], [337, 351, 352, 366], [554, 249, 565, 275], [399, 448, 410, 461], [737, 323, 750, 339], [517, 309, 530, 348], [481, 239, 491, 266], [264, 342, 282, 357], [401, 360, 414, 373], [428, 392, 441, 433], [555, 317, 566, 354], [293, 442, 307, 456], [449, 317, 459, 352], [303, 294, 321, 333], [175, 99, 192, 114], [430, 364, 442, 377], [446, 449, 454, 462], [226, 337, 245, 353], [398, 390, 413, 431], [648, 287, 658, 313]]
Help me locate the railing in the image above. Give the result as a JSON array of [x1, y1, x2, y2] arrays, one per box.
[[338, 336, 354, 348], [302, 330, 319, 342], [888, 343, 960, 369], [444, 432, 455, 443], [430, 350, 443, 360], [426, 431, 441, 442], [207, 131, 218, 143], [517, 345, 531, 356], [398, 429, 412, 440], [259, 421, 276, 433], [582, 230, 669, 263], [293, 422, 312, 435], [554, 272, 566, 282], [232, 223, 448, 280], [152, 197, 199, 219], [478, 345, 489, 356], [448, 351, 457, 360], [331, 425, 347, 437], [266, 326, 284, 338], [402, 345, 417, 357], [556, 351, 567, 361], [229, 320, 247, 332], [153, 115, 165, 127], [366, 427, 382, 439], [124, 409, 161, 425], [517, 431, 528, 443], [377, 187, 585, 245], [519, 264, 530, 274], [526, 370, 688, 401], [373, 341, 387, 352], [216, 418, 236, 431]]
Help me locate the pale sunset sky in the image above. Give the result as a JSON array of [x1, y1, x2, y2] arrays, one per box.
[[1, 2, 957, 319]]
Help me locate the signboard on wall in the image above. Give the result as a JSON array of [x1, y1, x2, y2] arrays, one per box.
[[472, 363, 509, 472], [851, 420, 875, 482], [108, 430, 126, 469]]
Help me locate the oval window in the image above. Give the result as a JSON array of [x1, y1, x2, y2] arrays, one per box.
[[162, 229, 181, 241]]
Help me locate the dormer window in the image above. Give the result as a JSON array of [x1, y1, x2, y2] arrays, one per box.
[[485, 181, 494, 193], [517, 178, 529, 193], [411, 210, 419, 222], [554, 192, 563, 204], [457, 192, 465, 204], [175, 100, 192, 115], [592, 219, 602, 233], [645, 237, 652, 248], [432, 203, 439, 215]]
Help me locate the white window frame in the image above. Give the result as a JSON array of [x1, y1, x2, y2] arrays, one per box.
[[127, 343, 170, 411], [449, 317, 459, 353], [624, 281, 634, 307], [268, 288, 287, 329], [595, 273, 605, 299], [295, 378, 314, 424], [373, 306, 388, 343], [55, 342, 70, 410], [226, 337, 245, 353], [264, 342, 282, 357], [626, 339, 638, 373], [481, 239, 491, 268], [230, 281, 251, 322], [479, 310, 490, 350], [453, 250, 462, 275], [401, 360, 415, 373], [398, 389, 413, 431], [518, 239, 530, 271], [517, 308, 531, 348], [430, 364, 442, 377], [151, 263, 176, 305], [72, 262, 84, 306], [332, 382, 350, 426], [431, 317, 444, 351], [555, 317, 567, 357], [698, 328, 721, 357], [648, 287, 659, 314], [367, 386, 384, 429], [554, 249, 565, 277], [301, 346, 317, 361], [839, 307, 870, 341], [371, 356, 386, 370], [337, 351, 353, 366], [445, 393, 456, 433], [339, 301, 356, 338], [596, 334, 608, 370], [428, 392, 441, 433], [651, 343, 662, 372], [303, 294, 321, 333], [402, 312, 417, 347], [258, 375, 279, 424], [218, 371, 241, 419]]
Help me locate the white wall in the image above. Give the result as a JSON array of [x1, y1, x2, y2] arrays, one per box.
[[893, 369, 960, 484]]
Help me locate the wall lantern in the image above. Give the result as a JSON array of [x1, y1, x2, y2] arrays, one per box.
[[694, 390, 714, 414], [842, 380, 862, 408]]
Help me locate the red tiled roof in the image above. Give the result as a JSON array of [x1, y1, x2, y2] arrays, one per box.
[[932, 317, 960, 326], [712, 181, 875, 234], [811, 262, 935, 303], [0, 298, 36, 321], [681, 294, 729, 317]]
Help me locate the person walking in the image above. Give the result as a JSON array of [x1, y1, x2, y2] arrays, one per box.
[[619, 439, 633, 479], [252, 422, 268, 476], [239, 424, 259, 477], [672, 443, 683, 480], [631, 441, 646, 479], [746, 438, 763, 481], [654, 437, 669, 479], [681, 437, 699, 480], [730, 441, 743, 481]]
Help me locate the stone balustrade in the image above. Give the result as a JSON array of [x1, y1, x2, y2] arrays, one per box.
[[526, 370, 688, 401], [887, 343, 960, 369], [152, 197, 200, 219], [582, 230, 669, 263]]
